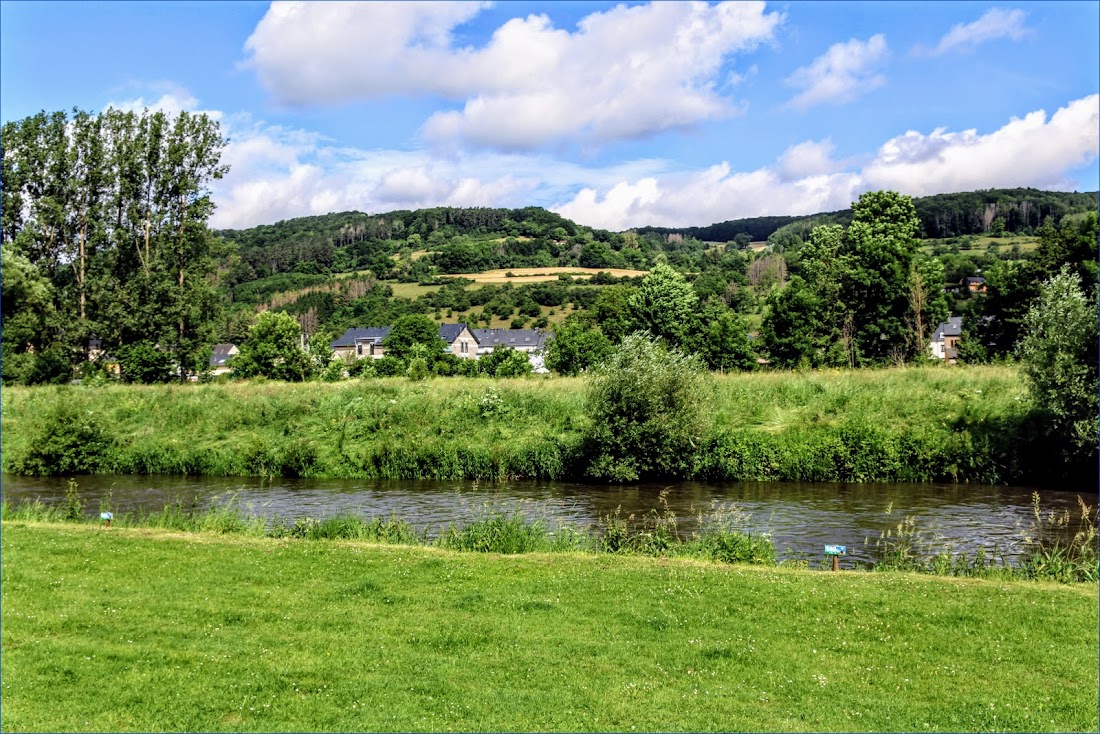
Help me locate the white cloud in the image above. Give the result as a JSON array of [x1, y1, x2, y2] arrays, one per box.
[[921, 8, 1030, 57], [861, 94, 1099, 195], [160, 87, 1093, 232], [554, 95, 1099, 229], [784, 34, 888, 110], [243, 1, 783, 149], [777, 139, 838, 180]]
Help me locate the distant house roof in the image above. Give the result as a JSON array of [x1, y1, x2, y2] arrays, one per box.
[[210, 343, 238, 367], [471, 328, 551, 350], [962, 276, 986, 285], [438, 323, 470, 344], [331, 327, 391, 349], [932, 316, 964, 341]]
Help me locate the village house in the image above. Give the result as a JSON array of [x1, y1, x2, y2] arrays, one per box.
[[330, 327, 392, 360], [330, 323, 480, 360], [209, 343, 239, 376], [930, 316, 963, 364], [961, 276, 987, 293]]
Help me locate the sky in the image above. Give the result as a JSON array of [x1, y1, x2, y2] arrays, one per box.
[[2, 1, 1097, 231]]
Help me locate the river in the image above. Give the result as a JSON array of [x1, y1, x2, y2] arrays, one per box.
[[4, 474, 1094, 565]]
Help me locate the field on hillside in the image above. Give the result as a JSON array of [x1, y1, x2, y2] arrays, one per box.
[[921, 233, 1040, 256], [449, 267, 647, 283], [2, 522, 1095, 732]]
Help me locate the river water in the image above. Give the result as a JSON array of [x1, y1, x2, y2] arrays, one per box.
[[3, 474, 1094, 565]]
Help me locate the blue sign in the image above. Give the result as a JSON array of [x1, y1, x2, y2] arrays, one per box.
[[824, 544, 846, 555], [100, 512, 113, 521]]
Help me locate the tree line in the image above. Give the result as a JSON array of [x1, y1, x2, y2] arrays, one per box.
[[2, 107, 228, 384]]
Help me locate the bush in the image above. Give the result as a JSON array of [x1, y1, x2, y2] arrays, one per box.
[[1016, 268, 1098, 477], [585, 333, 712, 481], [13, 397, 115, 475]]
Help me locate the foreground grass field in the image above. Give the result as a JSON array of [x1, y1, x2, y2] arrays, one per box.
[[2, 522, 1095, 732], [1, 365, 1048, 483]]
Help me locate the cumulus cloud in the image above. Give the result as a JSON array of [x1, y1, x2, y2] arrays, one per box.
[[784, 34, 888, 110], [777, 139, 838, 180], [554, 95, 1099, 229], [861, 94, 1099, 195], [919, 7, 1030, 57], [243, 1, 783, 149]]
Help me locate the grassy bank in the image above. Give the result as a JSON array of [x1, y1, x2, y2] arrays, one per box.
[[2, 522, 1096, 732], [0, 365, 1050, 484]]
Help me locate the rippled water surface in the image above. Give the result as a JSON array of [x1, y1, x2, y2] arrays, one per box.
[[3, 474, 1093, 565]]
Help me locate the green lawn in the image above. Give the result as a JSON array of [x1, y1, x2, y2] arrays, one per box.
[[2, 522, 1097, 732]]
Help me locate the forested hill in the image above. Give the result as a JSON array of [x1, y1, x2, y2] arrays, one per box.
[[635, 188, 1098, 243], [218, 189, 1097, 285]]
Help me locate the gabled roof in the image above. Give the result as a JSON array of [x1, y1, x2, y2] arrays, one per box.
[[331, 327, 391, 348], [962, 276, 986, 285], [932, 316, 964, 341], [210, 343, 238, 367], [438, 323, 470, 344], [471, 328, 552, 350]]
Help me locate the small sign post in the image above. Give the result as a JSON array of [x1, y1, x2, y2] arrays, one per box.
[[100, 511, 113, 529], [824, 544, 846, 572]]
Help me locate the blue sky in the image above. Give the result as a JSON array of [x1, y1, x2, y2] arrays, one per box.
[[2, 1, 1097, 230]]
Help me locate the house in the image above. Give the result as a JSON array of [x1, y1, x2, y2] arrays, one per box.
[[930, 316, 963, 364], [331, 323, 478, 360], [331, 327, 392, 360], [209, 343, 239, 376], [439, 323, 478, 359], [961, 276, 987, 293], [471, 328, 553, 372]]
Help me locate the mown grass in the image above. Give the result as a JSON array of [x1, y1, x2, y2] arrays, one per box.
[[1, 521, 1096, 732], [0, 365, 1049, 484]]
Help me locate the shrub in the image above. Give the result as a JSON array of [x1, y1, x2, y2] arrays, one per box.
[[12, 397, 115, 475], [585, 333, 712, 481]]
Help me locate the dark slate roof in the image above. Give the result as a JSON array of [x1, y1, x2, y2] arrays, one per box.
[[438, 323, 470, 344], [331, 327, 391, 349], [932, 316, 964, 341], [471, 328, 551, 350], [210, 343, 238, 367], [962, 276, 987, 285]]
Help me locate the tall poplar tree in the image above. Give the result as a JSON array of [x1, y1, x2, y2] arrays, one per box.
[[1, 107, 229, 383]]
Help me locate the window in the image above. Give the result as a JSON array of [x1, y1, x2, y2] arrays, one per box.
[[357, 344, 363, 356]]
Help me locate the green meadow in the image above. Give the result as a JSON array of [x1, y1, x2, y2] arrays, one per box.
[[2, 522, 1096, 732], [1, 365, 1045, 484]]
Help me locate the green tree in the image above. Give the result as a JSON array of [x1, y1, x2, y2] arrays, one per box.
[[687, 301, 756, 372], [760, 277, 829, 368], [232, 311, 314, 381], [116, 341, 176, 384], [544, 313, 613, 376], [844, 190, 922, 364], [1016, 268, 1098, 476], [628, 262, 698, 347], [383, 315, 444, 360], [586, 334, 712, 482], [479, 346, 533, 378]]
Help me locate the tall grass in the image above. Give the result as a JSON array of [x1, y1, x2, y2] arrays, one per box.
[[0, 366, 1059, 484]]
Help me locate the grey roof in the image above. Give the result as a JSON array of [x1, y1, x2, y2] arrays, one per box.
[[932, 316, 964, 341], [438, 323, 470, 344], [331, 327, 391, 348], [471, 328, 551, 350], [962, 276, 986, 285], [210, 343, 238, 367]]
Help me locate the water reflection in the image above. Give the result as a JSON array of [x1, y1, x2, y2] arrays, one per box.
[[2, 474, 1092, 565]]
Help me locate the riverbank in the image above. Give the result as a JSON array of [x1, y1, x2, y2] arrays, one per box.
[[2, 521, 1096, 731], [0, 365, 1058, 484]]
